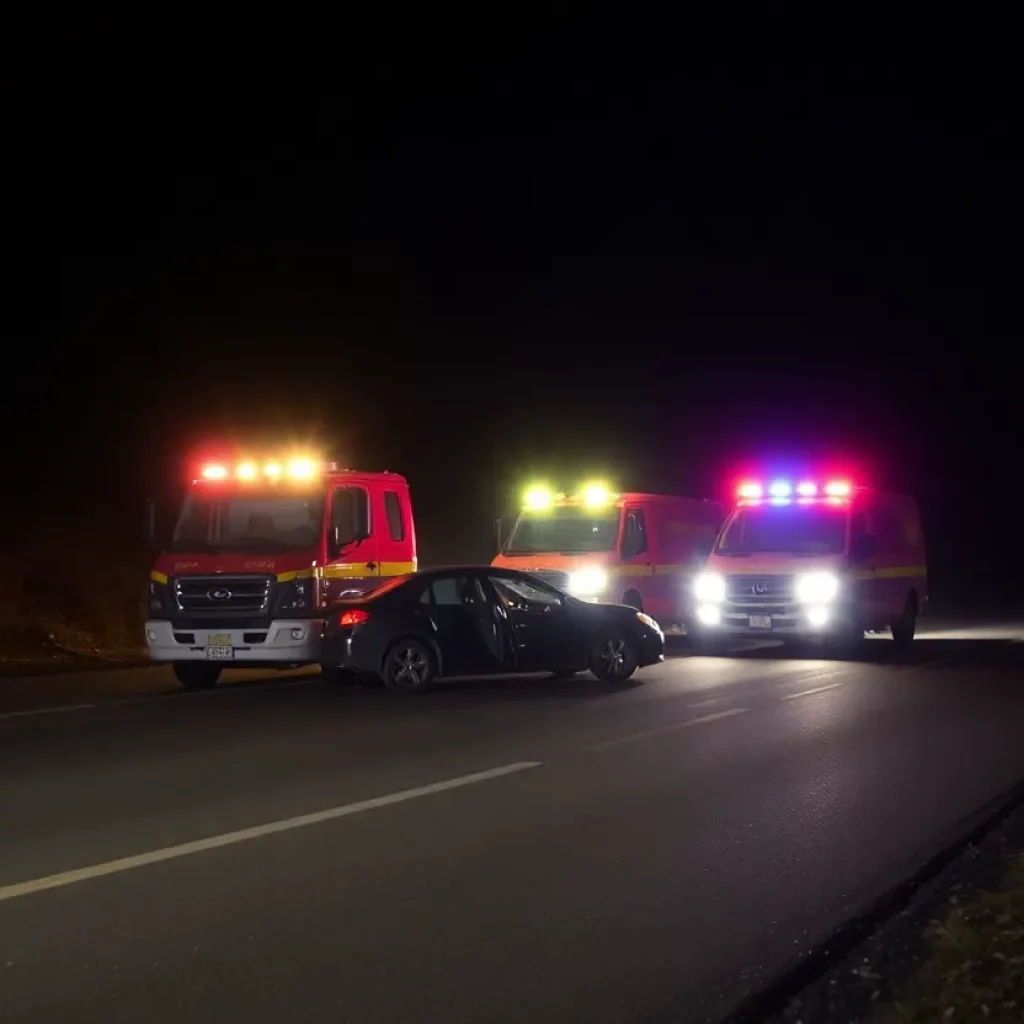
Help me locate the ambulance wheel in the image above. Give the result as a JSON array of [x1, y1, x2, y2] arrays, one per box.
[[622, 590, 644, 611], [891, 602, 917, 649], [172, 663, 221, 691]]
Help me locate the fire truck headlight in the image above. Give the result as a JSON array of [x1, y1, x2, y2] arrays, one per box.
[[694, 572, 726, 603], [795, 572, 839, 603], [569, 567, 608, 596], [275, 578, 311, 612]]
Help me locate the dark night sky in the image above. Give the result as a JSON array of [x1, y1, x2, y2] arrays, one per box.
[[5, 20, 1020, 601]]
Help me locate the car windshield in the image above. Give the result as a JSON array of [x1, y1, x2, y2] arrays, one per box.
[[504, 506, 619, 554], [170, 490, 324, 552], [715, 502, 849, 556]]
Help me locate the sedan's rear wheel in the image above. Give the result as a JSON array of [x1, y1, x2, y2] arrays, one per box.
[[590, 631, 640, 684], [382, 638, 436, 694]]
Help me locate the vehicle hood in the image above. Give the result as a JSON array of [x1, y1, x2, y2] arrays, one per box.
[[491, 551, 616, 572], [705, 552, 847, 576], [151, 551, 316, 582]]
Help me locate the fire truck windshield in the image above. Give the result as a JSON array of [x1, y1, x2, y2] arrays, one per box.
[[169, 492, 325, 552], [504, 507, 620, 554], [715, 502, 848, 556]]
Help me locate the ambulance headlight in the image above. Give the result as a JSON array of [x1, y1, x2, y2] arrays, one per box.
[[569, 567, 608, 596], [694, 572, 726, 602], [795, 572, 839, 603]]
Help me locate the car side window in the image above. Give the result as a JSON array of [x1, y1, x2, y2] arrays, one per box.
[[621, 508, 647, 558], [419, 576, 467, 606], [489, 576, 563, 612]]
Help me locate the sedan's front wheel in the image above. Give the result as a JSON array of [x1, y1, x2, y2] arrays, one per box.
[[590, 631, 640, 685], [382, 638, 437, 694]]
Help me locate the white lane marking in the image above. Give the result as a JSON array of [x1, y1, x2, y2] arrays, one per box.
[[0, 678, 321, 722], [686, 695, 735, 708], [590, 708, 749, 751], [0, 703, 98, 721], [0, 761, 542, 904], [780, 682, 845, 701]]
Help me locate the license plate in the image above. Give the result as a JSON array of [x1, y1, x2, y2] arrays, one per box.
[[206, 646, 234, 660], [748, 615, 772, 629], [207, 633, 231, 645]]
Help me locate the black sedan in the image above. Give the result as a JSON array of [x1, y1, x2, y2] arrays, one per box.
[[320, 566, 665, 693]]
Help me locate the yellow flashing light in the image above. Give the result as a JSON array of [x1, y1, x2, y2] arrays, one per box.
[[580, 481, 613, 507], [263, 462, 282, 478], [236, 461, 258, 480], [523, 485, 553, 510], [286, 457, 318, 480]]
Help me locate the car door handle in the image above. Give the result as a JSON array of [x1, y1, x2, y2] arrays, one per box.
[[366, 561, 377, 570]]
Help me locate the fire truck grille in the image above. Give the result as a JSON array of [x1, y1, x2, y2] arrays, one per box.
[[725, 574, 795, 604], [174, 575, 272, 614], [524, 569, 572, 591]]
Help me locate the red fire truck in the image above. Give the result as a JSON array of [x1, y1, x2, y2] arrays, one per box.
[[146, 453, 417, 689]]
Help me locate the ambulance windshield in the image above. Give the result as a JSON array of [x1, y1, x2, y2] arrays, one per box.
[[170, 491, 325, 552], [505, 506, 620, 554], [715, 502, 848, 556]]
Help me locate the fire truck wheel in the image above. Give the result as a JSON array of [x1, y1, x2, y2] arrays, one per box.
[[891, 602, 917, 648], [622, 590, 644, 612], [172, 663, 222, 690], [382, 638, 437, 694], [590, 630, 640, 685]]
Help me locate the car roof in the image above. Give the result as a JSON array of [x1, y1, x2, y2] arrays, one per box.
[[415, 565, 542, 579]]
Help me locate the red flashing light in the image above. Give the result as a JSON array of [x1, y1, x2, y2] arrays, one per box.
[[823, 480, 851, 497], [736, 482, 763, 500], [338, 609, 370, 627]]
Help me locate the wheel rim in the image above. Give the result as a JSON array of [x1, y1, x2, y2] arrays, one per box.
[[392, 646, 429, 686], [599, 637, 630, 677]]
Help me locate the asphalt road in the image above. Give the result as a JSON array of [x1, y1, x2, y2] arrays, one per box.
[[2, 620, 1024, 1023]]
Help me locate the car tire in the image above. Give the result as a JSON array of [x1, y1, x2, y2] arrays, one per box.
[[382, 638, 437, 694], [891, 602, 917, 649], [172, 663, 221, 691], [590, 630, 640, 684]]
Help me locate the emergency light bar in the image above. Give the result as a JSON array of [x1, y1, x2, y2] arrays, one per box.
[[522, 481, 620, 510], [736, 478, 853, 502], [198, 454, 324, 483]]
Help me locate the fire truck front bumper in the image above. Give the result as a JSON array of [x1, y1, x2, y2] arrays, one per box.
[[144, 620, 324, 665]]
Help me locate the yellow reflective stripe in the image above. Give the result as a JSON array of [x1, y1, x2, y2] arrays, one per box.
[[277, 560, 416, 583], [380, 560, 417, 575], [653, 563, 692, 575], [874, 565, 927, 579], [150, 570, 168, 585], [276, 568, 315, 583]]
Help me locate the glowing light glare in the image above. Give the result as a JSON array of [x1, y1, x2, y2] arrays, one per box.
[[236, 461, 258, 480], [796, 481, 817, 497], [796, 572, 839, 603], [264, 462, 282, 478], [523, 485, 553, 510], [569, 567, 608, 596], [694, 572, 726, 602], [824, 480, 851, 497], [581, 482, 612, 506], [201, 464, 227, 480], [697, 604, 721, 626], [287, 457, 318, 480], [736, 482, 763, 500], [807, 607, 829, 627], [769, 479, 792, 498]]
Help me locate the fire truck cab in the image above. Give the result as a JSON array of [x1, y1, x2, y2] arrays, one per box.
[[693, 477, 927, 653], [492, 483, 725, 632], [146, 454, 417, 689]]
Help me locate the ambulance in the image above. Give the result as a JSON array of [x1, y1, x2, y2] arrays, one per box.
[[492, 483, 725, 632], [692, 476, 927, 653], [145, 452, 417, 688]]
